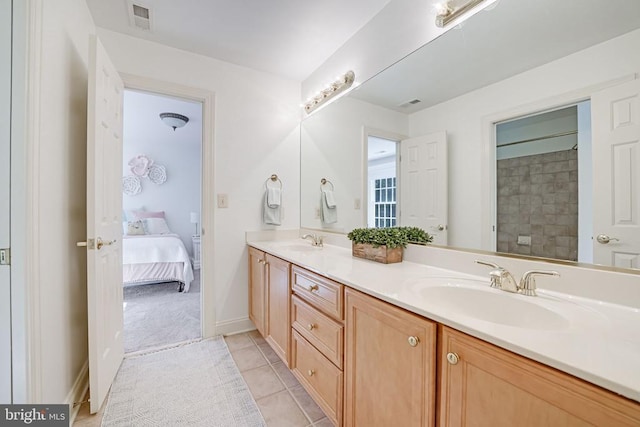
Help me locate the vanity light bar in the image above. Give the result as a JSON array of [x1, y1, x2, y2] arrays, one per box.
[[435, 0, 487, 28], [304, 71, 356, 115]]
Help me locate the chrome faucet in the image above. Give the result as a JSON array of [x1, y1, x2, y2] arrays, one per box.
[[476, 260, 559, 296], [519, 270, 560, 296], [475, 260, 519, 293], [301, 233, 324, 247]]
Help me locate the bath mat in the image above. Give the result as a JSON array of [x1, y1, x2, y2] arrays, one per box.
[[101, 337, 266, 426]]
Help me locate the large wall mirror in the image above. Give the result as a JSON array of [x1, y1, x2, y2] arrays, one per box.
[[300, 0, 640, 272]]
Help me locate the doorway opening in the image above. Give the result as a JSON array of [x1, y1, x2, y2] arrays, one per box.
[[494, 101, 592, 263], [121, 89, 203, 354], [367, 136, 399, 228]]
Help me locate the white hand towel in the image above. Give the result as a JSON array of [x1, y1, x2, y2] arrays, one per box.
[[267, 187, 281, 208], [320, 191, 337, 224], [263, 190, 281, 225], [323, 190, 336, 208]]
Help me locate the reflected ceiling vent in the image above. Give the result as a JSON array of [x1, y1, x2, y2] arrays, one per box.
[[398, 99, 422, 108], [128, 1, 153, 31]]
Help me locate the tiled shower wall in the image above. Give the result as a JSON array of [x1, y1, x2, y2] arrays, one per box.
[[497, 149, 578, 261]]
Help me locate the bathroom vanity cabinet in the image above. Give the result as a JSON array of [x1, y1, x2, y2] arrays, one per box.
[[264, 253, 291, 366], [247, 245, 640, 427], [439, 326, 640, 427], [290, 266, 345, 426], [344, 287, 436, 427], [248, 248, 291, 366], [248, 247, 266, 336]]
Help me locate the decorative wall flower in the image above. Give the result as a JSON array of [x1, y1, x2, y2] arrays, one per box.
[[148, 164, 167, 184], [122, 175, 142, 196], [123, 155, 168, 194], [128, 155, 153, 178]]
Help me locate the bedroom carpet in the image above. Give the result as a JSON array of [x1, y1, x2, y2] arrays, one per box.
[[123, 270, 200, 353], [101, 337, 266, 427]]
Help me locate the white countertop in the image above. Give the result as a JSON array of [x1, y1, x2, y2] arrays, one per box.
[[247, 239, 640, 403]]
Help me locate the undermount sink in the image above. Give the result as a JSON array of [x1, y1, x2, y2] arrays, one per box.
[[418, 285, 571, 331]]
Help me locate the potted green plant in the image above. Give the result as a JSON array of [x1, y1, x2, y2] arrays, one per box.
[[347, 227, 433, 264]]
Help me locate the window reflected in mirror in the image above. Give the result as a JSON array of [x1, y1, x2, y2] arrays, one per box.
[[367, 136, 398, 228]]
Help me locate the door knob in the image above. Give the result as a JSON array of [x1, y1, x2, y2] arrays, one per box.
[[96, 237, 116, 250], [446, 352, 459, 365], [596, 234, 619, 244]]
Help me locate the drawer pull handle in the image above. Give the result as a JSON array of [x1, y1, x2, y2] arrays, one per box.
[[408, 336, 420, 347], [309, 284, 319, 292], [307, 369, 315, 377], [307, 323, 316, 331], [447, 352, 459, 365]]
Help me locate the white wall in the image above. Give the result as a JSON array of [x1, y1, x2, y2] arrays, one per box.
[[0, 0, 12, 404], [577, 101, 593, 264], [10, 0, 96, 404], [123, 90, 202, 255], [408, 29, 640, 250], [97, 28, 301, 329], [300, 96, 407, 232]]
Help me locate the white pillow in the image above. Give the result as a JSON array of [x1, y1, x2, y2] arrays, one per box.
[[143, 218, 172, 235], [125, 220, 146, 235]]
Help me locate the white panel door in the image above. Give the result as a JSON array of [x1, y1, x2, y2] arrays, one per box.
[[591, 79, 640, 268], [85, 35, 124, 414], [0, 0, 12, 404], [400, 131, 448, 244]]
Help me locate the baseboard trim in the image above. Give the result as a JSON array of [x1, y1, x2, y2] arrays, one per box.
[[65, 360, 89, 425], [215, 317, 256, 336]]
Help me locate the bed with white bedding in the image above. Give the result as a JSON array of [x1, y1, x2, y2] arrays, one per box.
[[122, 233, 194, 292]]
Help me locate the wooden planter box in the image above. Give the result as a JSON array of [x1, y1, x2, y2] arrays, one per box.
[[352, 243, 403, 264]]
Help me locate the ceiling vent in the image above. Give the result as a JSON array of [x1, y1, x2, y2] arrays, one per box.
[[398, 99, 422, 108], [128, 1, 153, 31]]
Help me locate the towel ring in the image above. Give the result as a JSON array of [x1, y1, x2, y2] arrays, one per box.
[[320, 178, 334, 191], [265, 174, 282, 190]]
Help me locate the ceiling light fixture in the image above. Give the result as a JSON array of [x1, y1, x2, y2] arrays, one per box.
[[435, 0, 488, 27], [304, 70, 356, 115], [159, 112, 189, 131]]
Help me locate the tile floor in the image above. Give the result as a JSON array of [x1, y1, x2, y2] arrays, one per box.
[[73, 331, 332, 427]]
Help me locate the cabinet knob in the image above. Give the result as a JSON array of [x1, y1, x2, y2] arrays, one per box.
[[258, 259, 266, 265], [446, 352, 459, 365], [408, 336, 420, 347], [307, 323, 316, 331], [307, 369, 315, 377], [309, 284, 319, 292]]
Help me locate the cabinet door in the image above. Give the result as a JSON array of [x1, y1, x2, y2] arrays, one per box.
[[344, 288, 436, 427], [248, 247, 266, 336], [265, 254, 291, 366], [439, 327, 640, 427]]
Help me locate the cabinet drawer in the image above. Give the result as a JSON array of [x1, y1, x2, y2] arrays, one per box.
[[292, 266, 344, 321], [292, 295, 344, 369], [291, 330, 343, 427]]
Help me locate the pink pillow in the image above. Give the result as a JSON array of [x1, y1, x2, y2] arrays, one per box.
[[134, 210, 165, 219]]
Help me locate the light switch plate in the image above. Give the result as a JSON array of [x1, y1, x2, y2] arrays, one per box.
[[217, 194, 229, 208]]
